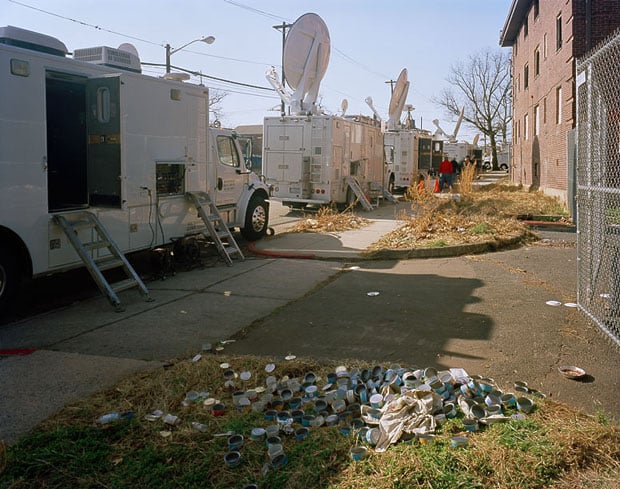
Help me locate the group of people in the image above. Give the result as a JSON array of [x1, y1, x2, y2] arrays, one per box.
[[415, 154, 477, 194], [436, 154, 477, 192]]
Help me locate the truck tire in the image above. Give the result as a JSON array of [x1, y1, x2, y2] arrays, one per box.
[[0, 244, 19, 315], [241, 195, 269, 241]]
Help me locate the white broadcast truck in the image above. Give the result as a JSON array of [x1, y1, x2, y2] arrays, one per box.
[[0, 26, 270, 312], [263, 13, 386, 211], [263, 113, 384, 209], [366, 69, 422, 194]]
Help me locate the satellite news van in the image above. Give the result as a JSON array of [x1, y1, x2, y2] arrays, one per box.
[[263, 13, 385, 211], [0, 26, 270, 312], [366, 68, 423, 193]]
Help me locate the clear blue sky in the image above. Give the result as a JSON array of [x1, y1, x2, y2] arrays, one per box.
[[3, 0, 512, 140]]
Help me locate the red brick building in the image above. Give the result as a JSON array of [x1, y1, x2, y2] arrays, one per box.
[[500, 0, 620, 209]]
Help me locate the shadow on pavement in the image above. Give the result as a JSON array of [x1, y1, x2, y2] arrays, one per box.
[[226, 269, 492, 370]]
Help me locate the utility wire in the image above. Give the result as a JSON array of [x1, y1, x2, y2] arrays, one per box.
[[221, 0, 284, 21], [142, 62, 273, 91], [8, 0, 161, 47]]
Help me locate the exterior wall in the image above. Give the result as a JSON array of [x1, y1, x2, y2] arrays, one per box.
[[510, 0, 574, 200], [505, 0, 620, 208]]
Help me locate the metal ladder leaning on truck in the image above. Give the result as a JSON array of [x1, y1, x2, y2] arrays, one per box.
[[0, 26, 270, 313]]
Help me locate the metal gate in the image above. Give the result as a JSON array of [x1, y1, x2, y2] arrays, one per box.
[[575, 31, 620, 347]]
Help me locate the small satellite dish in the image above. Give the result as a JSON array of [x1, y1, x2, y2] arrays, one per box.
[[118, 42, 139, 57], [163, 72, 190, 81], [387, 68, 409, 130], [340, 98, 348, 116], [283, 13, 331, 114]]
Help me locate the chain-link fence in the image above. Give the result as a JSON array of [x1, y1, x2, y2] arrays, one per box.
[[576, 30, 620, 347]]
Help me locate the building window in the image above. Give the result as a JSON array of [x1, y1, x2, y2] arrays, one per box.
[[524, 16, 529, 38], [534, 46, 540, 77], [524, 63, 529, 89], [556, 86, 562, 124], [543, 97, 547, 124], [543, 33, 548, 59], [534, 0, 539, 19], [524, 113, 529, 140], [556, 14, 563, 51], [534, 104, 540, 136]]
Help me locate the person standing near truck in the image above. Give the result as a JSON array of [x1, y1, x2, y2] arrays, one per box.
[[438, 155, 454, 191]]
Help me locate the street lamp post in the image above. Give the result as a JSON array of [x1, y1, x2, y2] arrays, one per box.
[[165, 36, 215, 73]]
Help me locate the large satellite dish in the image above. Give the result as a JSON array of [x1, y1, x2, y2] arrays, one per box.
[[387, 68, 409, 130], [283, 13, 331, 114]]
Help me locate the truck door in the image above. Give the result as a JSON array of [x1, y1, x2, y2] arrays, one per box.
[[46, 71, 88, 211], [264, 124, 304, 182], [86, 76, 122, 207], [213, 133, 245, 206]]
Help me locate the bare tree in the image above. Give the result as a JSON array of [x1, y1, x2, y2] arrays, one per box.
[[434, 48, 511, 170], [209, 88, 228, 125]]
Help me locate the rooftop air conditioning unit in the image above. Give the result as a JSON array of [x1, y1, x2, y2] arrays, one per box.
[[73, 45, 141, 73]]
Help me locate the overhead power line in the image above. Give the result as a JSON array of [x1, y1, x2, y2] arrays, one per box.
[[8, 0, 161, 47]]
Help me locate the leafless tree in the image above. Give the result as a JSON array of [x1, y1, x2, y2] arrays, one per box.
[[209, 88, 228, 125], [434, 48, 511, 169]]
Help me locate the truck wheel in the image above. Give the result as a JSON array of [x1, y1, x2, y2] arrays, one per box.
[[500, 163, 509, 172], [0, 244, 19, 314], [241, 195, 269, 241]]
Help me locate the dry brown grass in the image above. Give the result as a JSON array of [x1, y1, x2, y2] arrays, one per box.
[[458, 162, 478, 195], [291, 205, 370, 233], [374, 182, 568, 250]]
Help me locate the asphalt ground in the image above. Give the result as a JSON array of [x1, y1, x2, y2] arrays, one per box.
[[1, 198, 618, 445]]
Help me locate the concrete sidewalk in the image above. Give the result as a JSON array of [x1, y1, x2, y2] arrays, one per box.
[[251, 218, 404, 260]]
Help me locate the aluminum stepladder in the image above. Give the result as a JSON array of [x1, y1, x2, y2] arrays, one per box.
[[382, 187, 399, 203], [186, 191, 244, 266], [53, 211, 152, 311], [345, 176, 374, 211]]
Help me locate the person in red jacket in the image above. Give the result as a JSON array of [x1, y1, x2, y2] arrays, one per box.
[[438, 155, 454, 191]]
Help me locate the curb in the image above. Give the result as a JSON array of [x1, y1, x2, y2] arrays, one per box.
[[363, 232, 528, 260], [249, 229, 532, 261], [522, 220, 576, 233]]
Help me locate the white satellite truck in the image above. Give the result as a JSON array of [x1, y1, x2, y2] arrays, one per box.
[[366, 68, 422, 193], [0, 26, 270, 313], [263, 13, 385, 211]]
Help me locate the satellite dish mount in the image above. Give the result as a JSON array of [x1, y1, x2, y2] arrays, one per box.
[[266, 13, 331, 116]]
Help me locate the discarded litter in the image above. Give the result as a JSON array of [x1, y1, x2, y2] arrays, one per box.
[[558, 365, 586, 379], [563, 302, 578, 308], [545, 300, 561, 306], [144, 409, 164, 422], [159, 357, 542, 470], [367, 291, 380, 297], [97, 411, 134, 425]]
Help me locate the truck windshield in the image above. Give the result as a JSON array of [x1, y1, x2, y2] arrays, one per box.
[[216, 135, 240, 168]]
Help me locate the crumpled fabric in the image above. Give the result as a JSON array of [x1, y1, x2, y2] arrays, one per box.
[[373, 390, 443, 452]]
